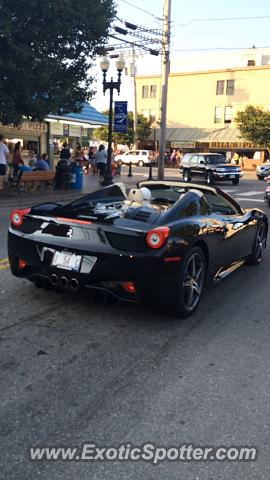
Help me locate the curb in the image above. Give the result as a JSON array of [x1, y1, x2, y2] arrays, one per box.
[[0, 178, 140, 209]]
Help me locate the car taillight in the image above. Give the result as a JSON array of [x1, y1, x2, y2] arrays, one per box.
[[146, 227, 170, 249], [10, 208, 30, 227]]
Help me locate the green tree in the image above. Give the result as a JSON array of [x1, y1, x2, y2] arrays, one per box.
[[0, 0, 115, 125], [93, 111, 152, 147], [235, 105, 270, 154]]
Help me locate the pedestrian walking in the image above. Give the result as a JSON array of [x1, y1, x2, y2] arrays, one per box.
[[0, 135, 9, 190], [72, 143, 84, 164], [95, 145, 107, 177], [88, 146, 96, 174], [12, 141, 24, 177]]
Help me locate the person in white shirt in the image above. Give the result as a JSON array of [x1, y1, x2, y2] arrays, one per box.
[[0, 135, 9, 190], [95, 144, 107, 176]]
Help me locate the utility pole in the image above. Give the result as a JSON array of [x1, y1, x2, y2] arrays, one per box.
[[131, 46, 138, 148], [158, 0, 171, 180]]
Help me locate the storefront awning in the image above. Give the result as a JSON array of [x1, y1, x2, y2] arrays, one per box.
[[152, 127, 253, 147], [47, 102, 108, 126]]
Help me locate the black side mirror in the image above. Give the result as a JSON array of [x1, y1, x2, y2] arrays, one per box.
[[199, 160, 205, 165]]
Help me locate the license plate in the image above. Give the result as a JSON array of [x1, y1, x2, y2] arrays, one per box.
[[230, 175, 236, 179], [51, 251, 82, 271]]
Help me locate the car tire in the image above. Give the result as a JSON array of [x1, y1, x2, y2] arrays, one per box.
[[206, 171, 214, 185], [138, 160, 144, 167], [183, 169, 191, 182], [257, 175, 263, 180], [170, 247, 206, 318], [247, 222, 267, 265], [232, 178, 239, 185]]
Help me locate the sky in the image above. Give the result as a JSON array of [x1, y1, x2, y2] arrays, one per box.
[[91, 0, 270, 113]]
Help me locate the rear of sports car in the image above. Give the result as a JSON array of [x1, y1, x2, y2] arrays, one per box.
[[8, 206, 182, 303]]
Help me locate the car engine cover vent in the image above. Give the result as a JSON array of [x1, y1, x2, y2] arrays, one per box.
[[124, 206, 153, 222]]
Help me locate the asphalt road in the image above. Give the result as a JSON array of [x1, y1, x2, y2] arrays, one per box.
[[0, 171, 270, 479]]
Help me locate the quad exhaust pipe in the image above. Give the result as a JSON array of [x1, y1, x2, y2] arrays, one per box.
[[59, 276, 68, 288], [50, 274, 79, 290], [69, 278, 79, 290], [50, 273, 59, 286]]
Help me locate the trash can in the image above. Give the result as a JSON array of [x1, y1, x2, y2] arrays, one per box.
[[70, 163, 84, 190], [54, 160, 74, 190]]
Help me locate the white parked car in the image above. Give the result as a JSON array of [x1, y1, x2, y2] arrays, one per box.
[[256, 161, 270, 180], [115, 149, 151, 167]]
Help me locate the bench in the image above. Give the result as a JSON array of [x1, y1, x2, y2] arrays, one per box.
[[8, 170, 55, 193]]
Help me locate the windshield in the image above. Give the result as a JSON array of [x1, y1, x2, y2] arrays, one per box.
[[205, 155, 226, 165]]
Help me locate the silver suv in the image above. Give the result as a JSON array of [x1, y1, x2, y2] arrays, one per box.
[[256, 162, 270, 180]]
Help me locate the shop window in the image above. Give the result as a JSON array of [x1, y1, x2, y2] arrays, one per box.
[[142, 109, 149, 119], [214, 106, 223, 123], [150, 109, 156, 122], [150, 85, 157, 98], [226, 79, 235, 95], [142, 85, 149, 98], [224, 106, 233, 123], [216, 80, 225, 95]]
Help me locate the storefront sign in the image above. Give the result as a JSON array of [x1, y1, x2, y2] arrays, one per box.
[[69, 125, 82, 137], [196, 141, 255, 148], [63, 124, 69, 136], [50, 123, 63, 136], [171, 142, 195, 148], [1, 121, 47, 133], [114, 101, 127, 133], [22, 121, 47, 132]]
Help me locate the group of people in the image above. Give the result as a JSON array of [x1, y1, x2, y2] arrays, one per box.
[[12, 142, 50, 175], [59, 142, 110, 177], [0, 135, 50, 191], [166, 149, 183, 167]]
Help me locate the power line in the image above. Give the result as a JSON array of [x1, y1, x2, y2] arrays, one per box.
[[114, 25, 162, 44], [108, 34, 160, 55], [106, 16, 163, 57], [171, 45, 270, 52], [173, 14, 270, 27], [116, 0, 162, 20], [116, 16, 163, 36]]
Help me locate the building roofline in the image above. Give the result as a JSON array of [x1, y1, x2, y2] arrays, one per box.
[[135, 63, 270, 80], [47, 115, 107, 126]]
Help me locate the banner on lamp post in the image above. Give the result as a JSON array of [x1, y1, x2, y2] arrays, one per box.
[[114, 101, 128, 132]]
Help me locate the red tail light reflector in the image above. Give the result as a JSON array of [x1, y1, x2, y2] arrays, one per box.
[[164, 256, 181, 262], [122, 281, 136, 293], [18, 259, 27, 269], [146, 227, 170, 249], [10, 209, 30, 227]]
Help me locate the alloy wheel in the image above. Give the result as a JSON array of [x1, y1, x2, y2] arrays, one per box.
[[182, 252, 205, 311], [255, 224, 266, 262]]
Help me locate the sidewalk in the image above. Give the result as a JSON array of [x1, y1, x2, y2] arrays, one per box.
[[0, 167, 256, 209], [0, 171, 143, 209]]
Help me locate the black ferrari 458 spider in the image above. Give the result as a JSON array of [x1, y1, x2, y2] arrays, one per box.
[[8, 181, 268, 317]]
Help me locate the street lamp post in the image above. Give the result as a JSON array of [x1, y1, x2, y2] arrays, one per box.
[[100, 54, 125, 186], [151, 121, 158, 153]]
